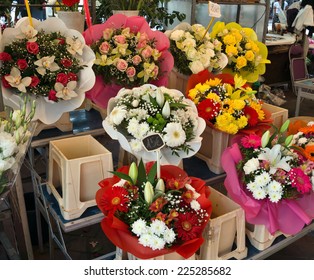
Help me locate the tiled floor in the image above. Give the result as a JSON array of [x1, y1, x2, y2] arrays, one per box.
[[1, 85, 314, 260]]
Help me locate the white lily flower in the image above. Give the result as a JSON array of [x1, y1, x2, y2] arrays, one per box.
[[19, 25, 38, 41], [55, 81, 78, 100], [66, 37, 84, 56], [258, 144, 292, 174], [4, 67, 31, 93], [35, 56, 60, 76]]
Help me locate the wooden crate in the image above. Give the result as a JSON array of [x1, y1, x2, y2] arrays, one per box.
[[167, 68, 189, 95], [262, 103, 288, 131], [84, 99, 107, 119], [47, 135, 113, 220], [199, 187, 247, 260]]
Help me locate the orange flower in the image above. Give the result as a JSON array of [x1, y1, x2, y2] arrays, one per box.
[[299, 125, 314, 134], [304, 145, 314, 161], [288, 120, 307, 135]]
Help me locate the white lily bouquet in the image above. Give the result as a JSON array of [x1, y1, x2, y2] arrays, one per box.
[[103, 84, 206, 165]]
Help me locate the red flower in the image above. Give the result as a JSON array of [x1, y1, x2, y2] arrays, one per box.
[[30, 76, 40, 87], [167, 176, 191, 190], [17, 59, 28, 70], [288, 167, 312, 194], [56, 73, 68, 86], [0, 52, 12, 61], [1, 75, 11, 88], [67, 72, 78, 81], [56, 38, 65, 45], [62, 0, 80, 7], [149, 197, 168, 212], [99, 186, 130, 215], [197, 99, 220, 121], [61, 58, 73, 68], [175, 212, 202, 241], [240, 134, 261, 149], [182, 190, 194, 203], [152, 212, 167, 222], [48, 90, 58, 102], [243, 106, 259, 127], [26, 41, 39, 55]]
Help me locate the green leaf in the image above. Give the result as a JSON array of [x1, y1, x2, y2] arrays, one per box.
[[137, 159, 147, 187], [147, 162, 157, 184], [110, 171, 133, 183]]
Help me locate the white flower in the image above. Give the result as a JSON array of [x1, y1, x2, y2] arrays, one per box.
[[0, 132, 17, 158], [163, 122, 186, 148], [268, 191, 282, 203], [20, 24, 38, 40], [267, 180, 283, 194], [252, 187, 267, 200], [0, 157, 15, 173], [162, 101, 170, 119], [243, 157, 259, 174], [138, 233, 152, 247], [4, 67, 31, 93], [34, 56, 60, 76], [170, 30, 185, 41], [129, 139, 143, 152], [55, 81, 78, 100], [131, 219, 148, 236], [66, 37, 84, 56], [163, 228, 176, 244], [190, 200, 201, 211], [298, 137, 308, 145], [247, 181, 258, 192], [109, 105, 127, 125], [127, 118, 139, 136], [189, 60, 205, 74], [150, 220, 166, 236], [254, 172, 271, 188], [149, 235, 166, 250]]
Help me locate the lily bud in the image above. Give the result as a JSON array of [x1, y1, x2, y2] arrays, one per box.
[[162, 101, 170, 119], [128, 162, 138, 185], [261, 130, 270, 148], [280, 119, 290, 134], [15, 129, 20, 144], [155, 178, 165, 193], [144, 181, 154, 205], [156, 90, 165, 107], [285, 134, 293, 146]]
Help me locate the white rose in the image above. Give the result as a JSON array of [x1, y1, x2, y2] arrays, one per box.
[[170, 30, 185, 41], [189, 60, 205, 74]]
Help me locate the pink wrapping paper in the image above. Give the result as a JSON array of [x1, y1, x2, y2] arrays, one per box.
[[83, 14, 174, 109], [221, 143, 314, 235]]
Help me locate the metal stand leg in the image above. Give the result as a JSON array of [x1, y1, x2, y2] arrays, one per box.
[[295, 88, 302, 116]]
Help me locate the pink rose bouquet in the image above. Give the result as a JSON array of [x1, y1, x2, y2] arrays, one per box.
[[83, 14, 174, 108]]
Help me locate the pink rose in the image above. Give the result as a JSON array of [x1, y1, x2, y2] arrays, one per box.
[[152, 65, 159, 78], [17, 59, 28, 70], [114, 35, 126, 45], [56, 73, 68, 86], [132, 55, 142, 66], [0, 52, 12, 61], [116, 59, 128, 72], [48, 90, 58, 102], [2, 75, 11, 88], [137, 33, 149, 49], [30, 76, 40, 87], [99, 41, 110, 54], [126, 67, 136, 78], [61, 58, 73, 68], [26, 41, 39, 55], [141, 46, 153, 59], [103, 28, 113, 40], [67, 72, 78, 81]]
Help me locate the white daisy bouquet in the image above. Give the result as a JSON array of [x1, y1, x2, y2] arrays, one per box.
[[0, 98, 36, 195], [222, 120, 314, 236], [96, 160, 212, 259], [0, 17, 95, 124], [103, 84, 206, 165], [165, 22, 228, 76]]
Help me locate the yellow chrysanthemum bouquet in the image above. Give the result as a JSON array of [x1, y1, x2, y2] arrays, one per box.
[[210, 22, 270, 83]]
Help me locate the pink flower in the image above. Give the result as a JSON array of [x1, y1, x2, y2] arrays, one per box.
[[99, 41, 110, 54], [141, 46, 153, 59], [132, 55, 142, 66], [17, 59, 28, 70], [0, 52, 12, 61], [103, 28, 113, 40], [241, 134, 261, 149], [152, 65, 159, 78], [56, 73, 68, 86], [288, 168, 312, 194], [116, 59, 128, 72], [26, 41, 39, 55], [114, 35, 126, 44], [30, 76, 40, 87], [137, 33, 149, 49], [126, 67, 136, 78]]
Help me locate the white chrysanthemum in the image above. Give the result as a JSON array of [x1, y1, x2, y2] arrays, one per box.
[[190, 200, 201, 211], [150, 220, 167, 236], [138, 122, 150, 138], [149, 235, 166, 250], [109, 105, 127, 125], [129, 108, 148, 120], [163, 122, 186, 148], [268, 191, 282, 203], [55, 81, 78, 101], [252, 187, 267, 200], [243, 157, 260, 174], [163, 228, 176, 244], [247, 181, 258, 192], [127, 118, 139, 135], [34, 56, 60, 76], [129, 139, 143, 152], [131, 219, 148, 236], [266, 180, 283, 194], [138, 233, 152, 247], [255, 171, 271, 187]]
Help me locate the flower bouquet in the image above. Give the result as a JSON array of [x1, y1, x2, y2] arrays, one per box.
[[83, 14, 174, 108], [102, 84, 206, 166], [0, 17, 95, 124], [210, 22, 270, 83], [221, 121, 314, 235], [96, 160, 212, 259], [165, 22, 227, 77]]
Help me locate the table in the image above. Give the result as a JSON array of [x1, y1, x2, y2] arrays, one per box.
[[294, 78, 314, 116]]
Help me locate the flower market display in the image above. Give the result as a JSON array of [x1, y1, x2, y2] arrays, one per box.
[[103, 84, 206, 166], [83, 14, 174, 108], [96, 160, 212, 259], [0, 98, 36, 195], [210, 22, 270, 83], [165, 22, 228, 76], [221, 120, 314, 235], [0, 17, 95, 124], [187, 70, 271, 135]]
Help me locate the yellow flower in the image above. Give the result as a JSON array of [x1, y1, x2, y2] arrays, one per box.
[[188, 88, 198, 101], [223, 34, 236, 46], [206, 92, 220, 102], [235, 115, 248, 129], [245, 50, 255, 62], [215, 113, 239, 134], [206, 78, 222, 87], [250, 102, 265, 120], [231, 30, 242, 43], [226, 45, 238, 57], [234, 74, 246, 89], [232, 99, 246, 110], [236, 56, 247, 69]]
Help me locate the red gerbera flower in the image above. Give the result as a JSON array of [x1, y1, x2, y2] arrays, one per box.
[[99, 187, 130, 215], [240, 134, 261, 149], [197, 99, 220, 121], [288, 167, 312, 194], [243, 106, 259, 127], [175, 212, 202, 241]]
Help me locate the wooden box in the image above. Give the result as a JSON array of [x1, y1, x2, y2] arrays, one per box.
[[167, 68, 189, 96]]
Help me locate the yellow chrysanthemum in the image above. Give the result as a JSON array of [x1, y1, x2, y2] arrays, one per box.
[[206, 78, 222, 87], [188, 88, 198, 101], [206, 92, 220, 102], [236, 56, 247, 69], [215, 113, 239, 134]]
